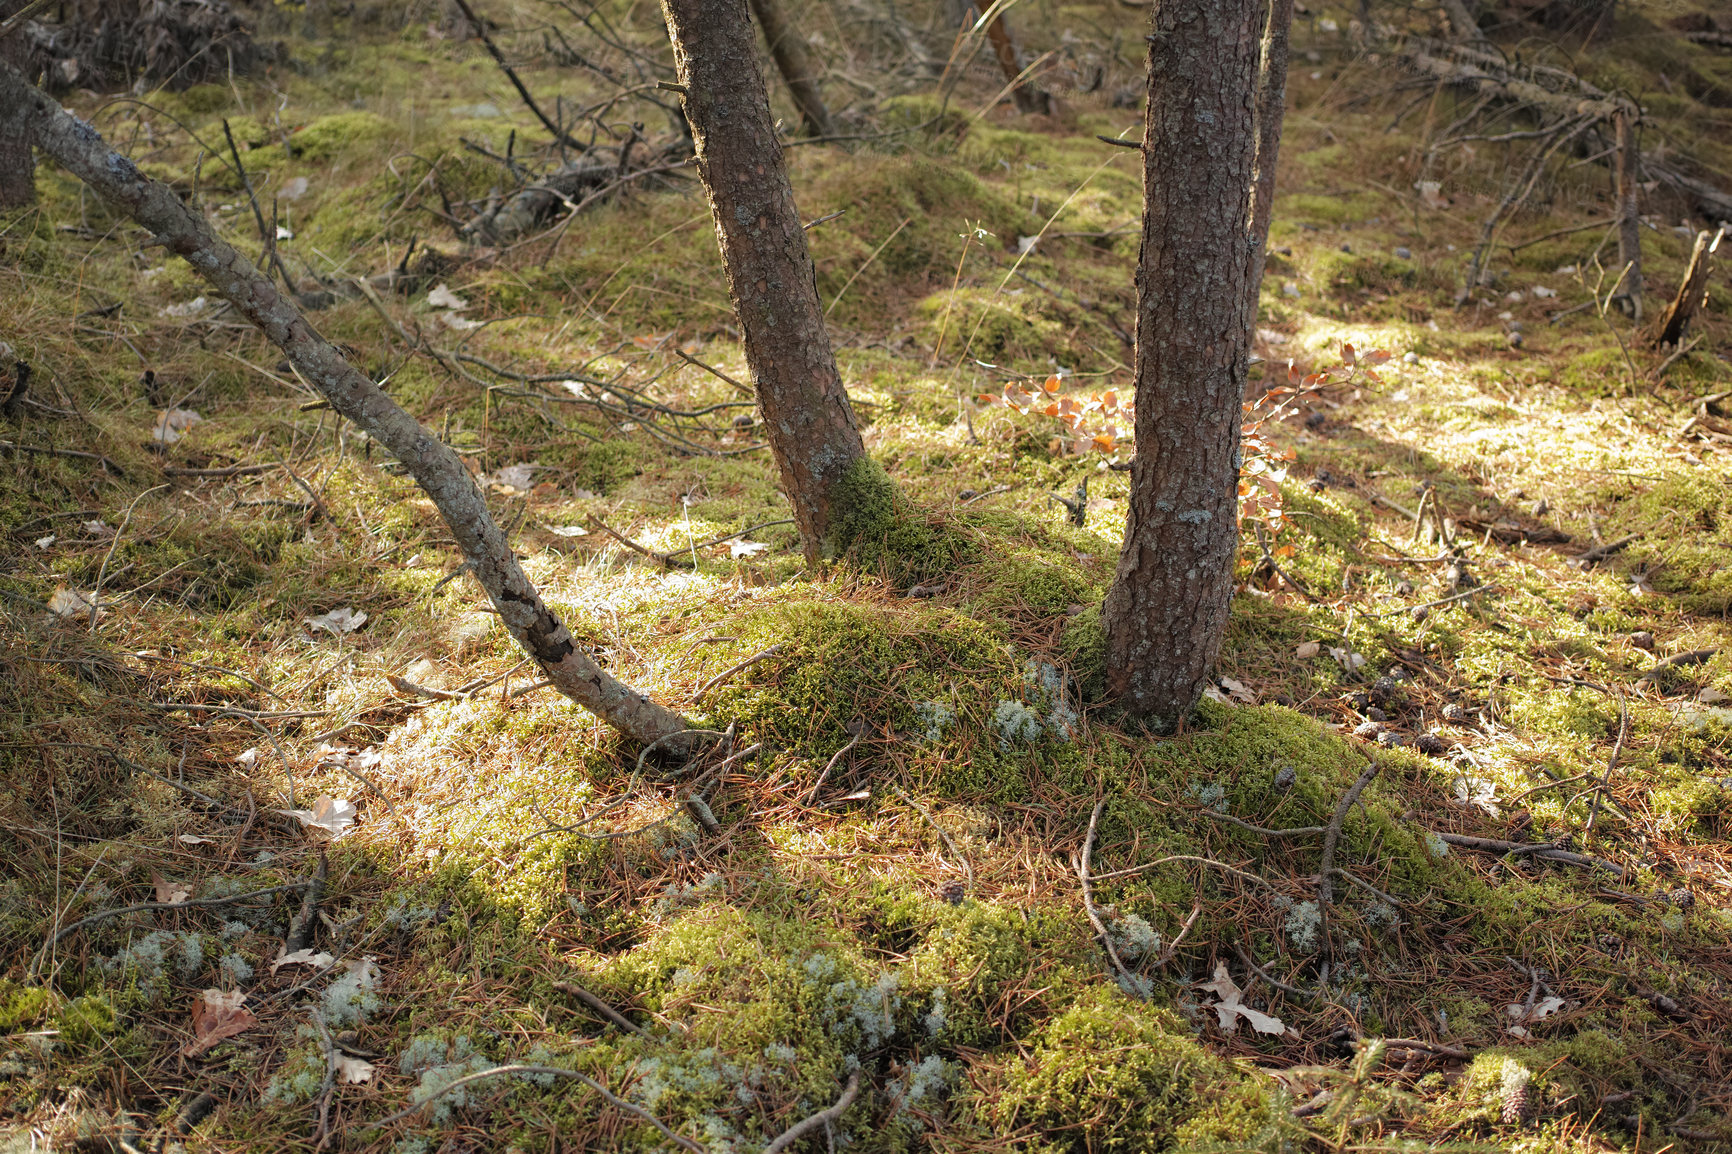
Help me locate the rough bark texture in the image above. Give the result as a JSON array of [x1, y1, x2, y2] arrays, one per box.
[[1613, 111, 1643, 320], [1650, 226, 1723, 348], [748, 0, 835, 138], [0, 2, 36, 208], [661, 0, 867, 563], [0, 59, 696, 751], [1247, 0, 1294, 299], [984, 12, 1053, 115], [1102, 0, 1263, 727]]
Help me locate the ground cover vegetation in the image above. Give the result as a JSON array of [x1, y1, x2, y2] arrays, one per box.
[[3, 0, 1732, 1150]]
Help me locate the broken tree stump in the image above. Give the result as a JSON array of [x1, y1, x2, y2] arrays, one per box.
[[1650, 226, 1724, 349]]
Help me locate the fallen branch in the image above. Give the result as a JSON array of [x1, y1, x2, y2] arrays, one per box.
[[1078, 799, 1140, 994], [804, 728, 861, 804], [761, 1072, 861, 1154], [1, 62, 699, 756], [1637, 647, 1719, 687], [47, 882, 315, 948], [551, 980, 646, 1035], [0, 439, 126, 476], [1435, 832, 1625, 876], [447, 0, 590, 154], [697, 643, 785, 699], [1317, 759, 1381, 946]]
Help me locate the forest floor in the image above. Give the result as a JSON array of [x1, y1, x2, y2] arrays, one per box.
[[4, 1, 1732, 1151]]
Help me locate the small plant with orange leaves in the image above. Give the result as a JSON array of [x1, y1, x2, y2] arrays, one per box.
[[976, 343, 1392, 533]]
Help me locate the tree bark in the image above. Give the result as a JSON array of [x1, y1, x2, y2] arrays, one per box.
[[748, 0, 835, 139], [661, 0, 872, 564], [1612, 110, 1642, 320], [1102, 0, 1263, 727], [0, 1, 37, 208], [983, 10, 1053, 115], [1247, 0, 1295, 299], [0, 59, 697, 753]]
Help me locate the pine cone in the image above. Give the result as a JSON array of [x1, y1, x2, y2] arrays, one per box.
[[1500, 1067, 1534, 1126]]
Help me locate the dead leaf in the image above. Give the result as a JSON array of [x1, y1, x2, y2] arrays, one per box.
[[1197, 962, 1290, 1037], [730, 540, 770, 558], [335, 1055, 376, 1084], [47, 588, 96, 618], [176, 834, 215, 846], [1295, 640, 1321, 659], [304, 607, 367, 635], [270, 948, 336, 975], [152, 872, 192, 905], [276, 795, 358, 839], [548, 525, 589, 537], [1202, 685, 1235, 706], [1219, 676, 1257, 705], [1507, 995, 1565, 1028], [183, 989, 257, 1056], [234, 747, 260, 768]]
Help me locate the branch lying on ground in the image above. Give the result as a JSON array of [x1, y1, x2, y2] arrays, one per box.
[[1436, 832, 1626, 876], [761, 1072, 861, 1154], [0, 59, 700, 756]]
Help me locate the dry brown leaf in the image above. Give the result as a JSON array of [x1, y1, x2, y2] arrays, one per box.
[[152, 871, 191, 905], [182, 989, 257, 1056]]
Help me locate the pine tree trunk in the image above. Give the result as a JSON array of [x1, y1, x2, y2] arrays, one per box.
[[748, 0, 835, 139], [661, 0, 872, 563], [1102, 0, 1263, 727], [0, 1, 37, 209], [984, 11, 1053, 115], [1247, 0, 1295, 297], [0, 58, 699, 753], [1613, 111, 1643, 320]]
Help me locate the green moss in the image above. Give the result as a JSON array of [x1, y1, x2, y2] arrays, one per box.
[[0, 983, 54, 1031], [983, 986, 1256, 1153], [915, 288, 1070, 364], [54, 994, 118, 1045], [1059, 604, 1107, 701], [827, 455, 974, 586], [287, 111, 396, 162]]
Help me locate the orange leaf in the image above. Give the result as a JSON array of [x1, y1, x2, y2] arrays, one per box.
[[1043, 374, 1061, 394], [1287, 361, 1301, 386], [1341, 342, 1356, 365], [1043, 403, 1059, 417], [1093, 431, 1117, 452], [1366, 348, 1392, 365], [976, 394, 996, 405], [1102, 390, 1117, 409]]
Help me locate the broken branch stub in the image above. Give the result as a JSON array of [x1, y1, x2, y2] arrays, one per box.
[[1, 62, 697, 754]]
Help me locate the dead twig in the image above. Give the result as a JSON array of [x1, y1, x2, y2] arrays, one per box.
[[0, 439, 126, 476], [552, 980, 646, 1035], [1077, 799, 1139, 994], [1435, 832, 1625, 876], [893, 784, 972, 887], [761, 1072, 861, 1154], [1316, 759, 1381, 947], [697, 643, 785, 699], [804, 729, 861, 805]]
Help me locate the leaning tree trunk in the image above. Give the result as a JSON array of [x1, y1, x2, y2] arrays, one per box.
[[1247, 0, 1295, 299], [661, 0, 872, 563], [0, 1, 36, 208], [983, 10, 1053, 115], [0, 58, 697, 753], [748, 0, 835, 139], [1102, 0, 1264, 727]]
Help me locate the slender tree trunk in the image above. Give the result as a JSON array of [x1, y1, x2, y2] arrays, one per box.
[[1613, 111, 1643, 321], [0, 2, 37, 209], [1102, 0, 1263, 727], [748, 0, 835, 139], [0, 59, 698, 753], [661, 0, 875, 564], [1247, 0, 1295, 300], [983, 10, 1053, 115]]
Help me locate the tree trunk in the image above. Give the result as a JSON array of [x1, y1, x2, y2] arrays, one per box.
[[1613, 111, 1642, 321], [1247, 0, 1295, 298], [661, 0, 875, 564], [748, 0, 835, 139], [0, 1, 37, 209], [983, 11, 1053, 115], [1102, 0, 1263, 728], [0, 58, 699, 754]]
